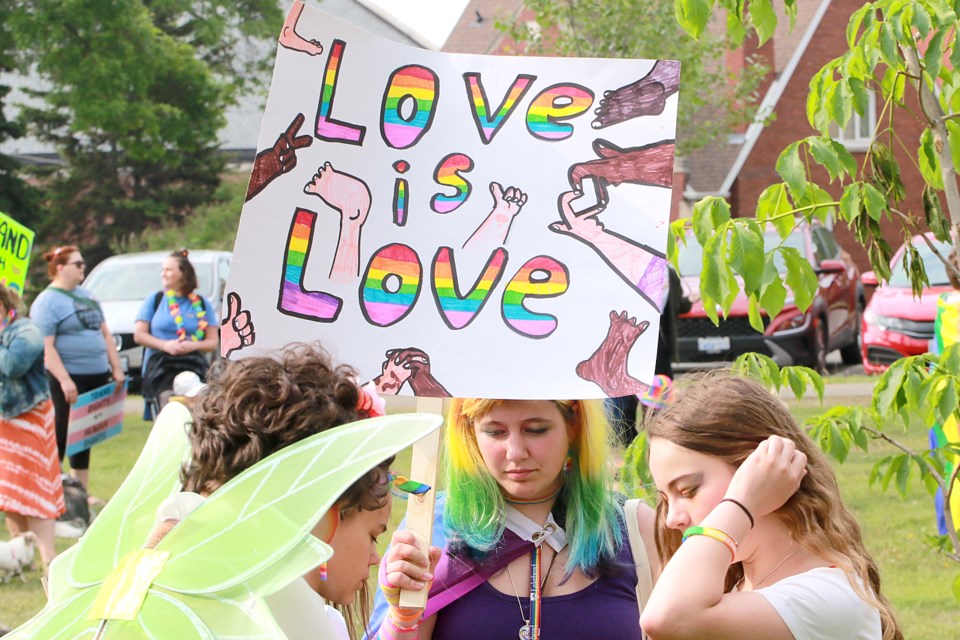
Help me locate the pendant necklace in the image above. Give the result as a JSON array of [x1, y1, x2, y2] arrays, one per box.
[[744, 549, 800, 590], [506, 545, 558, 640]]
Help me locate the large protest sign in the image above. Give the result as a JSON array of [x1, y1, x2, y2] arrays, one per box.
[[225, 3, 679, 399], [0, 211, 34, 294]]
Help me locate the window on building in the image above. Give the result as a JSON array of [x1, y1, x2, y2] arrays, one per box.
[[829, 94, 876, 151]]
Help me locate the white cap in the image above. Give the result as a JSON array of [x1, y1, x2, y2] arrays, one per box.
[[172, 371, 205, 397]]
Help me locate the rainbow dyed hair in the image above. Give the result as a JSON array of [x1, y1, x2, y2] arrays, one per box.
[[443, 398, 623, 578]]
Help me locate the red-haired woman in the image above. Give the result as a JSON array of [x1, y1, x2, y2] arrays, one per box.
[[29, 246, 125, 493]]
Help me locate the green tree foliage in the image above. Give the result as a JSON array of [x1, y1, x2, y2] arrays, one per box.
[[6, 0, 281, 265], [501, 0, 770, 155], [669, 0, 960, 593], [0, 4, 38, 219]]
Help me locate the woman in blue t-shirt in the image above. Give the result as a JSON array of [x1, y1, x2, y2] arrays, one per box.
[[134, 249, 218, 416], [29, 245, 126, 493]]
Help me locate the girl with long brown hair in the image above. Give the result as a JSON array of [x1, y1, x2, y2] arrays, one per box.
[[640, 372, 901, 640]]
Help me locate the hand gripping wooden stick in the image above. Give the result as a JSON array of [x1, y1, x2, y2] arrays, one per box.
[[398, 396, 444, 609]]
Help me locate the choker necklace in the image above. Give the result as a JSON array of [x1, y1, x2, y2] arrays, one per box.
[[748, 549, 800, 590], [506, 546, 557, 640], [504, 484, 562, 505]]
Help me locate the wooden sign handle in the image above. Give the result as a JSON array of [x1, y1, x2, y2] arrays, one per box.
[[398, 396, 444, 609]]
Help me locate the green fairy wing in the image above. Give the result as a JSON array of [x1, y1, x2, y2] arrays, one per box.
[[3, 589, 102, 639], [65, 402, 193, 588], [152, 412, 443, 597], [6, 402, 193, 638], [10, 411, 442, 639]]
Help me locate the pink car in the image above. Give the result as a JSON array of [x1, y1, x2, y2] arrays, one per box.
[[861, 234, 955, 374]]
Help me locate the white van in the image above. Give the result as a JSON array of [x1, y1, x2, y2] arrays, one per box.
[[84, 250, 232, 385]]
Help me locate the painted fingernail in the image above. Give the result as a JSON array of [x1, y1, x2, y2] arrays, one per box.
[[423, 572, 433, 580]]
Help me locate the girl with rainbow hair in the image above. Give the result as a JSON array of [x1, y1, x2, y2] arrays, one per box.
[[375, 398, 658, 640]]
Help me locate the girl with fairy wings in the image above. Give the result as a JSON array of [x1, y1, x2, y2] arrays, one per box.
[[6, 343, 442, 640]]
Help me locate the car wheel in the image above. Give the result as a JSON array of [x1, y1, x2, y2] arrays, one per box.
[[840, 299, 864, 364], [806, 316, 828, 374]]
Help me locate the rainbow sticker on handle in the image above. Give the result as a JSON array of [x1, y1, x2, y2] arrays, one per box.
[[277, 209, 343, 321], [432, 247, 508, 330], [431, 153, 474, 214], [360, 243, 422, 327], [464, 72, 536, 144], [502, 256, 569, 338], [381, 65, 440, 149], [526, 83, 595, 141]]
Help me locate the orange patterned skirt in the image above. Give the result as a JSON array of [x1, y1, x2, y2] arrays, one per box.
[[0, 399, 65, 519]]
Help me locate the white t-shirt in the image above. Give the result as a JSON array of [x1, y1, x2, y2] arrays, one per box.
[[757, 567, 882, 640]]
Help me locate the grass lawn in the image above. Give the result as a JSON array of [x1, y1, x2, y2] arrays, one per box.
[[2, 396, 956, 637]]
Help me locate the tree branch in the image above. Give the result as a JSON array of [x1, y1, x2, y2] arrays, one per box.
[[900, 45, 960, 261]]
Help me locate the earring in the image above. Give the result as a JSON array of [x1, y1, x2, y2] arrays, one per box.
[[564, 448, 574, 475], [318, 562, 328, 581]]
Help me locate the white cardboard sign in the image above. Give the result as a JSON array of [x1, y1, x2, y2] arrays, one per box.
[[224, 2, 680, 399]]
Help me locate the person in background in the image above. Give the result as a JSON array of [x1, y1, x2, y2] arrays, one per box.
[[134, 249, 218, 417], [929, 248, 960, 537], [0, 285, 64, 567], [29, 245, 125, 496], [641, 372, 901, 640]]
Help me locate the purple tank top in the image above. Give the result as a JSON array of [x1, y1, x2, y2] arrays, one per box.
[[432, 533, 641, 640]]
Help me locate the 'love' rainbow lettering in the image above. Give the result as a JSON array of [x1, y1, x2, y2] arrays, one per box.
[[501, 256, 570, 338], [432, 247, 508, 330], [464, 73, 536, 144], [381, 65, 439, 149], [360, 244, 422, 327], [278, 209, 343, 321], [526, 84, 595, 141], [315, 40, 366, 145]]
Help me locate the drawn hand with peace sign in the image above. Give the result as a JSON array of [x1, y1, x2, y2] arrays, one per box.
[[245, 113, 314, 201]]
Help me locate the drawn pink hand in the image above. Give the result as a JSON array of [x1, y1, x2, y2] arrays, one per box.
[[220, 292, 255, 358], [549, 191, 606, 243], [489, 182, 528, 220]]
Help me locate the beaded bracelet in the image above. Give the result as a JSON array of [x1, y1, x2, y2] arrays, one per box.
[[682, 525, 738, 561], [389, 606, 424, 629]]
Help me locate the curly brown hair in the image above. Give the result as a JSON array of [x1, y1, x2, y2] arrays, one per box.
[[645, 372, 902, 640], [183, 343, 367, 493]]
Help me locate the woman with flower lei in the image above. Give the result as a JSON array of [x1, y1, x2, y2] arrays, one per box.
[[134, 249, 219, 417]]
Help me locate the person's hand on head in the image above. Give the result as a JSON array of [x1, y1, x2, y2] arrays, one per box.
[[724, 435, 807, 519]]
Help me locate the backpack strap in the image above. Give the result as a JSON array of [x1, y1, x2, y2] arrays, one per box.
[[152, 290, 164, 316], [48, 286, 102, 312], [625, 498, 653, 637]]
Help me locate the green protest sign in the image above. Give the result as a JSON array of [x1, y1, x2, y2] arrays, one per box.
[[0, 211, 35, 294]]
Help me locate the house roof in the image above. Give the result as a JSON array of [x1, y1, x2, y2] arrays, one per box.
[[684, 0, 831, 198]]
